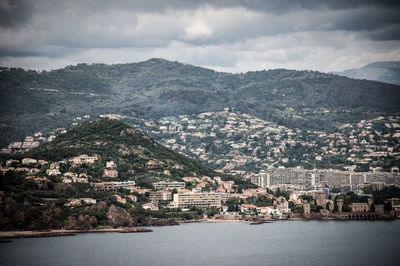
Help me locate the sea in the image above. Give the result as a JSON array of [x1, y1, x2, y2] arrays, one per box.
[[1, 220, 400, 266]]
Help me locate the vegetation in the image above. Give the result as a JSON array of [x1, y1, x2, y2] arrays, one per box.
[[1, 58, 400, 148], [23, 119, 221, 181]]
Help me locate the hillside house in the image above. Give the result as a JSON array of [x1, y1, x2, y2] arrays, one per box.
[[93, 182, 117, 192], [103, 169, 118, 178], [106, 161, 117, 169], [22, 158, 37, 165]]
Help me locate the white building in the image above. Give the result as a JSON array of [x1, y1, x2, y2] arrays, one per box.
[[47, 169, 61, 176], [142, 203, 159, 211], [112, 180, 136, 187], [173, 192, 222, 209], [154, 181, 185, 190], [22, 158, 37, 165]]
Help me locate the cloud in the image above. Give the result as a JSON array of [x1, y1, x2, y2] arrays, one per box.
[[0, 0, 32, 27], [0, 0, 399, 72], [182, 20, 213, 41]]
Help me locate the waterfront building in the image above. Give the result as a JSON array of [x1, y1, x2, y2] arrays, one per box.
[[150, 190, 172, 203], [142, 203, 159, 211], [173, 192, 222, 209], [350, 203, 369, 212], [337, 199, 344, 213], [240, 204, 257, 214], [303, 204, 311, 215], [316, 191, 327, 208], [251, 167, 400, 189]]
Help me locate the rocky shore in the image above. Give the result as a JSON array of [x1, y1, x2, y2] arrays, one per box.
[[138, 218, 179, 226], [0, 227, 152, 239]]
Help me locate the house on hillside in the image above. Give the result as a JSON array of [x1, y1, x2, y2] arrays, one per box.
[[103, 169, 118, 178]]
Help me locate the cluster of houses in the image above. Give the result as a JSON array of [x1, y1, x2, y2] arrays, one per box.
[[1, 115, 93, 155], [2, 153, 399, 221], [126, 110, 400, 175]]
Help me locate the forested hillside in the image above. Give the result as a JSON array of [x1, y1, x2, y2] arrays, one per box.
[[1, 58, 400, 147]]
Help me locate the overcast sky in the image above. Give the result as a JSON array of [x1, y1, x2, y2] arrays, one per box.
[[1, 0, 399, 73]]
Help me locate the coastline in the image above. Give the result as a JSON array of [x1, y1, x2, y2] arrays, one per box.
[[0, 227, 152, 239], [2, 217, 397, 239]]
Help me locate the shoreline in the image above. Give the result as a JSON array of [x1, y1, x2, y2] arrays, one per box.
[[2, 218, 397, 239], [0, 227, 152, 239]]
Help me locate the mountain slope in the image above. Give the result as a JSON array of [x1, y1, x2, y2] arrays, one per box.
[[1, 58, 400, 147], [23, 118, 219, 179], [332, 61, 400, 86]]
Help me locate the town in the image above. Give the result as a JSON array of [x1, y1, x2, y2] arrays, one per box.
[[1, 153, 399, 225], [3, 110, 400, 177]]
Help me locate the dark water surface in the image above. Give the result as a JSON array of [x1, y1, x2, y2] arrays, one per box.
[[1, 220, 400, 266]]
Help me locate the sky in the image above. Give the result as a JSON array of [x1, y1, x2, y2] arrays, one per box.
[[0, 0, 400, 73]]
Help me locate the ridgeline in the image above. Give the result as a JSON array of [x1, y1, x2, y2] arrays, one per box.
[[1, 58, 400, 147]]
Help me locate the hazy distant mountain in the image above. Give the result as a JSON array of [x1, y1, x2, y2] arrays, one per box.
[[1, 58, 400, 147], [332, 61, 400, 86]]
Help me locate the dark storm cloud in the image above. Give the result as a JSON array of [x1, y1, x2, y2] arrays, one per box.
[[0, 0, 33, 27], [0, 0, 399, 72]]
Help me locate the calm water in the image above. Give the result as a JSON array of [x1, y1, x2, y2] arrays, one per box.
[[1, 221, 400, 266]]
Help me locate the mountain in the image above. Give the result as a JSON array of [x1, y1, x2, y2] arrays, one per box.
[[23, 118, 219, 181], [332, 61, 400, 86], [1, 58, 400, 147]]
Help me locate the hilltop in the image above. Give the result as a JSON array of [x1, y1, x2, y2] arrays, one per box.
[[332, 61, 400, 86], [23, 118, 219, 181], [1, 58, 400, 147]]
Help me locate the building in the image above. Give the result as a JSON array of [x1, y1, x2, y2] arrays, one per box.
[[65, 198, 96, 206], [112, 180, 136, 187], [153, 181, 185, 190], [146, 160, 161, 169], [6, 159, 19, 166], [182, 176, 196, 183], [113, 194, 126, 204], [22, 158, 37, 165], [72, 176, 88, 183], [93, 182, 117, 192], [389, 198, 400, 213], [255, 206, 283, 218], [337, 199, 344, 213], [303, 204, 311, 215], [370, 182, 385, 191], [106, 161, 117, 169], [103, 169, 118, 178], [46, 169, 61, 176], [173, 192, 222, 209], [150, 190, 172, 203], [127, 195, 137, 202], [142, 203, 159, 211], [70, 154, 99, 165], [350, 203, 369, 212], [251, 168, 400, 189], [316, 191, 327, 208], [374, 204, 385, 215], [240, 204, 257, 214]]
